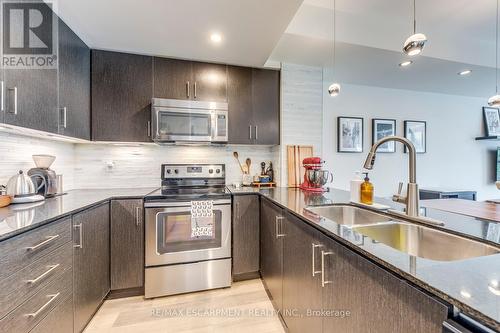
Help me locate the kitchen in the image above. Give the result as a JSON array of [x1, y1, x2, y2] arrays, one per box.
[[0, 0, 499, 333]]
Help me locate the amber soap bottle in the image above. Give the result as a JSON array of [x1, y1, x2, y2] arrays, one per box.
[[360, 172, 374, 205]]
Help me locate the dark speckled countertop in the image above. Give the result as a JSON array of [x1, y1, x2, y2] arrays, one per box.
[[0, 188, 157, 241], [229, 186, 500, 331]]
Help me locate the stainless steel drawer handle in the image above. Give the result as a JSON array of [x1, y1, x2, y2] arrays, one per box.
[[311, 243, 322, 277], [194, 81, 197, 99], [25, 235, 60, 252], [321, 250, 333, 287], [8, 86, 17, 115], [60, 107, 67, 128], [442, 321, 465, 333], [74, 223, 83, 248], [186, 81, 190, 98], [275, 216, 285, 238], [249, 125, 252, 140], [1, 80, 4, 111], [135, 206, 142, 226], [26, 264, 60, 284], [25, 292, 60, 318]]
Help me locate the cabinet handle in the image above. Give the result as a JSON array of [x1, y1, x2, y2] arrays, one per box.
[[275, 216, 285, 238], [255, 126, 258, 140], [249, 125, 252, 140], [147, 121, 151, 137], [1, 80, 4, 111], [186, 81, 190, 98], [442, 322, 464, 333], [194, 81, 197, 99], [312, 243, 322, 277], [74, 223, 83, 248], [59, 107, 67, 128], [135, 207, 142, 226], [25, 293, 60, 318], [236, 202, 240, 218], [26, 264, 60, 285], [321, 250, 333, 287], [8, 86, 17, 114], [25, 235, 59, 252]]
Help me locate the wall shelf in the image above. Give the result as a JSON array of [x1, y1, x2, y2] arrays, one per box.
[[475, 136, 500, 141]]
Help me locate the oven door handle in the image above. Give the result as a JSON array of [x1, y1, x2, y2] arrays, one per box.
[[144, 199, 231, 208]]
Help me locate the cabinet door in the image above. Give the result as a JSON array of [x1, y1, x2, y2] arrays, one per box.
[[232, 195, 259, 278], [58, 18, 90, 140], [110, 199, 144, 290], [91, 50, 152, 142], [282, 212, 323, 333], [260, 198, 283, 313], [227, 66, 253, 144], [321, 235, 449, 333], [3, 68, 58, 133], [73, 203, 110, 333], [252, 69, 280, 145], [153, 57, 192, 100], [192, 62, 227, 102]]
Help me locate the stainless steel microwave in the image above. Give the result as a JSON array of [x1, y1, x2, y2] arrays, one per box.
[[151, 98, 228, 144]]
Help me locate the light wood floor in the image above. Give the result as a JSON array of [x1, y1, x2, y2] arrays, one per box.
[[84, 279, 285, 333]]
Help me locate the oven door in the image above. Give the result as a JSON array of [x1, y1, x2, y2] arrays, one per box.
[[152, 107, 213, 142], [145, 200, 231, 266]]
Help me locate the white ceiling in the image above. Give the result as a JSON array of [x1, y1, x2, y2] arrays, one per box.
[[55, 0, 303, 67]]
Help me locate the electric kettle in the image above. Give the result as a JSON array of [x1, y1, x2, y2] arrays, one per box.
[[6, 170, 45, 204]]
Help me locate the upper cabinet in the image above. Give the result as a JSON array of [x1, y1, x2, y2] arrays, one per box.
[[153, 57, 227, 102], [227, 67, 280, 145], [91, 50, 153, 142], [58, 18, 91, 140]]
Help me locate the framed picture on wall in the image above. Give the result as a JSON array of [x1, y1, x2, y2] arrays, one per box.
[[372, 119, 396, 153], [483, 107, 500, 136], [404, 120, 426, 153], [338, 117, 363, 153]]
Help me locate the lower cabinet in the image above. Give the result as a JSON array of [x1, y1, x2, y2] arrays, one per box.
[[110, 199, 144, 291], [232, 195, 260, 279], [261, 198, 450, 333], [73, 203, 110, 333]]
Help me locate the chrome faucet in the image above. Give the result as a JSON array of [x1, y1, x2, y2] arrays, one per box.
[[363, 136, 420, 217]]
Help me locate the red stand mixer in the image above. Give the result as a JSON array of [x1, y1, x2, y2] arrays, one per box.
[[299, 157, 333, 192]]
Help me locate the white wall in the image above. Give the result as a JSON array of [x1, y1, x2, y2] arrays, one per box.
[[280, 63, 324, 184], [323, 68, 499, 200]]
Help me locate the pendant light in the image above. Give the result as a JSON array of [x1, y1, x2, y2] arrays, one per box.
[[328, 0, 340, 96], [403, 0, 427, 56], [489, 0, 500, 107]]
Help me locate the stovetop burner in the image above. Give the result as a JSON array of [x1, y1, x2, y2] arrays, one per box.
[[144, 164, 229, 202]]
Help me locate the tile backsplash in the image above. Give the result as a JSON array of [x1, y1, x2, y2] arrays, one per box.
[[0, 131, 279, 190]]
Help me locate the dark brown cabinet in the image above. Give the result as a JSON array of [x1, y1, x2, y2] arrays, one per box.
[[57, 18, 91, 140], [282, 212, 323, 333], [260, 198, 285, 314], [227, 66, 253, 144], [232, 195, 260, 280], [91, 50, 153, 142], [110, 199, 144, 291], [252, 69, 280, 145], [73, 203, 110, 333], [153, 57, 227, 102], [227, 67, 280, 145]]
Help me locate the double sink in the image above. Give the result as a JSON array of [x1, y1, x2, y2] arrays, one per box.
[[306, 205, 499, 262]]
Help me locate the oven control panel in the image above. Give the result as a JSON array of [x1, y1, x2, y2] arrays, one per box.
[[162, 164, 225, 179]]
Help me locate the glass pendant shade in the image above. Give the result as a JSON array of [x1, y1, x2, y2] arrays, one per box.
[[328, 83, 341, 96], [403, 33, 427, 56], [488, 94, 500, 107]]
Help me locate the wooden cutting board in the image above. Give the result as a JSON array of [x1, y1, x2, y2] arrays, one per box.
[[287, 145, 314, 187]]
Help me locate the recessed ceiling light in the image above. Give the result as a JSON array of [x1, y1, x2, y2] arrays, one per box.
[[460, 290, 471, 299], [399, 61, 413, 67], [458, 70, 472, 76], [210, 33, 222, 43]]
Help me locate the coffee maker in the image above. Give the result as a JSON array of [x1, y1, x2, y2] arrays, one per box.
[[27, 155, 58, 197]]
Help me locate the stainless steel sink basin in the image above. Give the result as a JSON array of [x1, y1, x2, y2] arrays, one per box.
[[353, 222, 500, 261], [306, 205, 392, 226]]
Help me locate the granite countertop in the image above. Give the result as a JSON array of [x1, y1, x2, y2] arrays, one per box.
[[229, 186, 500, 331], [0, 188, 157, 241]]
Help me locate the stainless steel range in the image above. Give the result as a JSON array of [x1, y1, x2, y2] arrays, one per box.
[[144, 164, 231, 298]]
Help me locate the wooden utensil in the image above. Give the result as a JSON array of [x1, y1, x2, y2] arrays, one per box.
[[245, 158, 252, 175], [0, 195, 12, 208], [233, 152, 245, 174]]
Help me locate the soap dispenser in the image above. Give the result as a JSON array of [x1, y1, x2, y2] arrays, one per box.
[[360, 172, 374, 205], [350, 171, 363, 203]]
